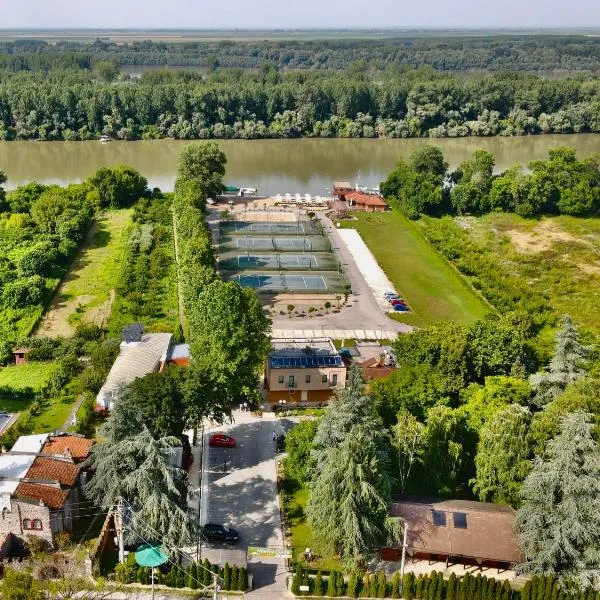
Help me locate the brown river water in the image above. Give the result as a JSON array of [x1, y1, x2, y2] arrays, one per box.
[[0, 135, 599, 194]]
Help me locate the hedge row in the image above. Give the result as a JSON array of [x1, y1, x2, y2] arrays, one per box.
[[291, 569, 515, 599], [521, 575, 599, 600], [116, 555, 248, 592]]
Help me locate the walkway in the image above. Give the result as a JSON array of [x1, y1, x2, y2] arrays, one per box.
[[60, 393, 85, 433]]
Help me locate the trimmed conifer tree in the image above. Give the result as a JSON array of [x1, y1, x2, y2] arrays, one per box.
[[238, 567, 248, 591], [404, 572, 416, 600], [327, 570, 338, 597], [313, 571, 324, 597], [223, 563, 231, 590], [291, 566, 303, 595], [447, 573, 457, 600], [391, 572, 401, 599], [501, 580, 512, 600], [375, 571, 386, 598], [336, 570, 345, 597], [202, 558, 212, 587]]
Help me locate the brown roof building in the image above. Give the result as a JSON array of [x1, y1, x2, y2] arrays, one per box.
[[389, 498, 523, 567], [41, 434, 93, 464], [0, 434, 93, 548]]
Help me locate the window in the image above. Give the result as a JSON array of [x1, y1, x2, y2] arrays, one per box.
[[32, 519, 43, 531], [305, 375, 311, 383], [432, 510, 447, 527], [288, 375, 295, 387], [453, 512, 468, 529], [322, 375, 328, 383], [278, 375, 284, 384], [22, 518, 31, 530], [332, 374, 338, 386]]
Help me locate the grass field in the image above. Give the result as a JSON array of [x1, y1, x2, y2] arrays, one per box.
[[464, 213, 600, 338], [341, 212, 490, 327], [0, 362, 58, 392], [29, 394, 78, 433], [36, 210, 132, 337], [284, 483, 341, 571]]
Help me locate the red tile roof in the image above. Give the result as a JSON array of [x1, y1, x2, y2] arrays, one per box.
[[25, 457, 80, 487], [15, 483, 69, 510], [41, 435, 93, 463], [345, 192, 388, 207]]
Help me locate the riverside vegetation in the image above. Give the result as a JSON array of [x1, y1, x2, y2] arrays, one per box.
[[0, 52, 600, 140]]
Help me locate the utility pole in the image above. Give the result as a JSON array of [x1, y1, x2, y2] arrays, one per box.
[[115, 498, 125, 564], [399, 521, 408, 596], [213, 572, 220, 600]]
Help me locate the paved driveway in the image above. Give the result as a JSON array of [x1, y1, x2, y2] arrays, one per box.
[[201, 410, 292, 598]]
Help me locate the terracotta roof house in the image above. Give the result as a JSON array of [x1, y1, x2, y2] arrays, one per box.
[[0, 433, 94, 548], [41, 434, 94, 464], [344, 191, 388, 212], [387, 498, 523, 568]]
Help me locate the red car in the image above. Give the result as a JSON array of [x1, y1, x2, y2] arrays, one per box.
[[209, 434, 236, 448]]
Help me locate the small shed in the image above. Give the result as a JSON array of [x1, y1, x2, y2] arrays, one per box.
[[12, 348, 31, 366]]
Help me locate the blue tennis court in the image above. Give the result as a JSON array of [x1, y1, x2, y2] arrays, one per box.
[[237, 255, 319, 269], [232, 273, 328, 291]]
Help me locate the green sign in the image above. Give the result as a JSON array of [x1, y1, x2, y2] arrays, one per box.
[[247, 546, 292, 558]]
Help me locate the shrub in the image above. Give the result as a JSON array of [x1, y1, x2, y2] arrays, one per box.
[[314, 571, 324, 597], [391, 572, 401, 599], [327, 570, 338, 597], [237, 566, 248, 591], [376, 570, 387, 598], [223, 562, 231, 590], [291, 566, 303, 595], [347, 572, 360, 598]]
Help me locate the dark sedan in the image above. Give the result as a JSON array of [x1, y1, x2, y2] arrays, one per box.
[[202, 523, 240, 544]]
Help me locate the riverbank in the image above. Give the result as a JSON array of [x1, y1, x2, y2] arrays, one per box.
[[1, 135, 600, 193]]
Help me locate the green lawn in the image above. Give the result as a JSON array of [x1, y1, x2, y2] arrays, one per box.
[[0, 362, 59, 396], [341, 212, 490, 327], [284, 481, 341, 571], [37, 209, 133, 336], [29, 394, 78, 433]]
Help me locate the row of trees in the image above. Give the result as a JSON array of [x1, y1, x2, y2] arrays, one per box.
[[86, 143, 271, 552], [0, 165, 150, 362], [3, 35, 600, 72], [381, 145, 600, 218], [291, 566, 515, 598], [1, 68, 600, 140]]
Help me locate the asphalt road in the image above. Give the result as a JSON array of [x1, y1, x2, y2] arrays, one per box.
[[201, 410, 293, 599]]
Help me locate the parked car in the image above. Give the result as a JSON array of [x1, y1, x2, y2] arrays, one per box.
[[209, 434, 236, 448], [394, 304, 410, 312], [383, 291, 398, 299], [202, 524, 239, 544], [390, 299, 407, 306]]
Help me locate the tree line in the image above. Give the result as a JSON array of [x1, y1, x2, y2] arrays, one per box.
[[3, 35, 600, 72], [381, 145, 600, 218], [0, 68, 600, 140]]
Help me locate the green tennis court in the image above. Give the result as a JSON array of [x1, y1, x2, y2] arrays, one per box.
[[233, 273, 327, 290], [220, 252, 340, 271], [223, 236, 331, 252], [220, 220, 322, 235]]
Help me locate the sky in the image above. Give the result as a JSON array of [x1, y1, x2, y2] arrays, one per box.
[[2, 0, 600, 29]]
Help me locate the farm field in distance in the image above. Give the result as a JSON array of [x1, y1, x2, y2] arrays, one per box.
[[36, 210, 132, 337], [341, 212, 490, 327], [461, 213, 600, 339]]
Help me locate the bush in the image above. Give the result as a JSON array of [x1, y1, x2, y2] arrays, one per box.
[[313, 571, 324, 596], [237, 566, 248, 591], [3, 275, 45, 308], [223, 562, 231, 590]]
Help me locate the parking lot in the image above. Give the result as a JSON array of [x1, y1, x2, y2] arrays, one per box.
[[201, 410, 284, 549]]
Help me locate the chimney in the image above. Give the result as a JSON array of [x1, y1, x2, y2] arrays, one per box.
[[63, 448, 73, 463]]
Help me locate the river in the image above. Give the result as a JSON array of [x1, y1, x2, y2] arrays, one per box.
[[0, 135, 599, 194]]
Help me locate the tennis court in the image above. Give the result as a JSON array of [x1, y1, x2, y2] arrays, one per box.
[[220, 220, 322, 235], [232, 273, 328, 290], [220, 252, 340, 271], [224, 236, 331, 252]]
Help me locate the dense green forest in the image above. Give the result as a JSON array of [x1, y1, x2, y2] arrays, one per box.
[[0, 66, 599, 140], [2, 35, 600, 71]]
